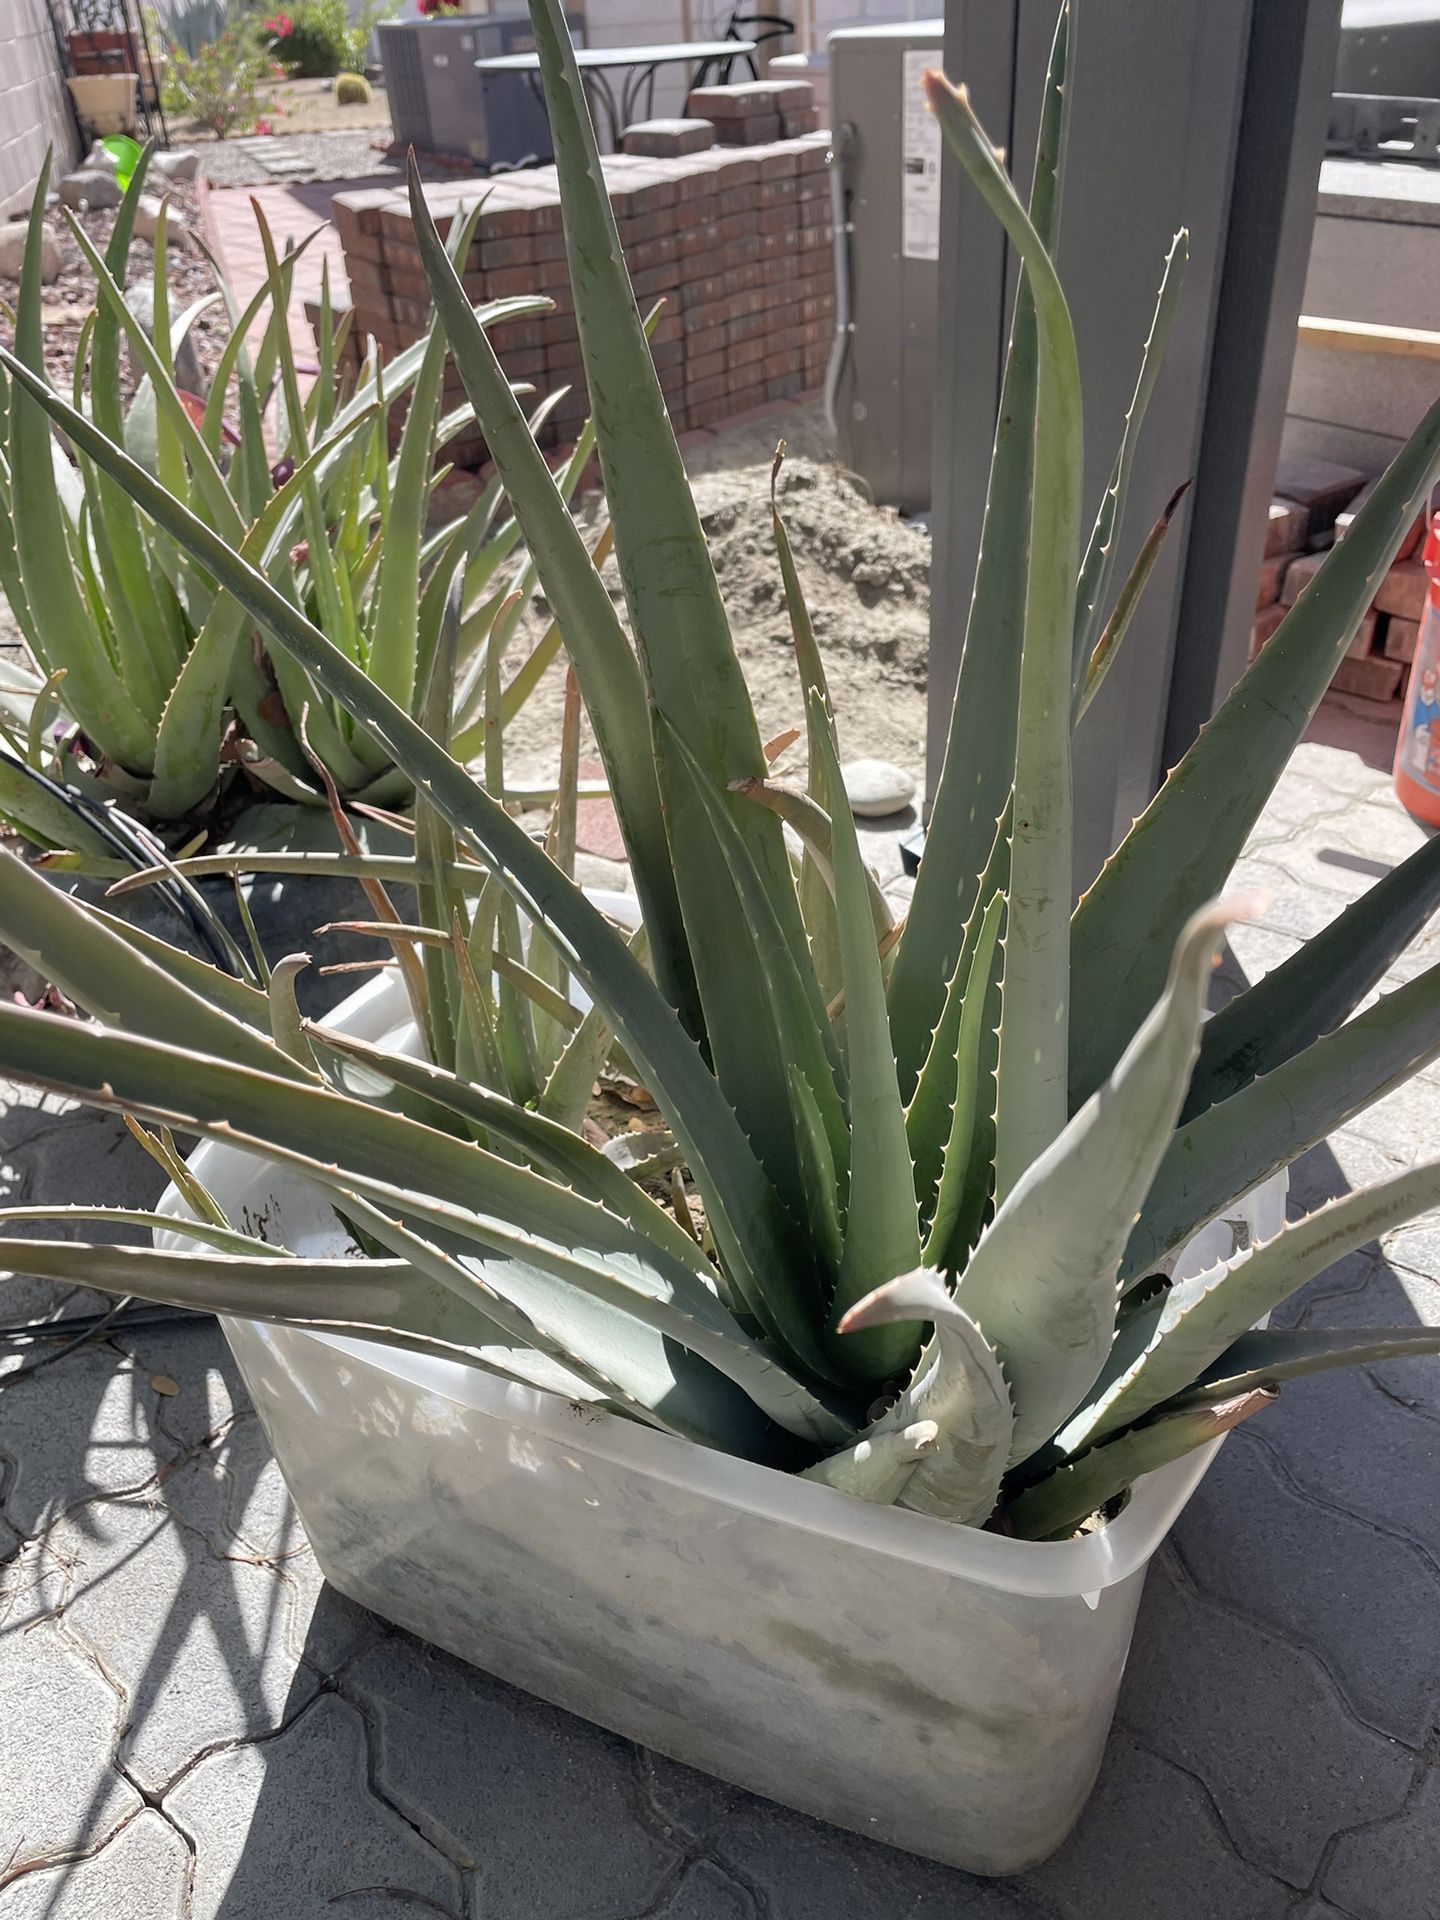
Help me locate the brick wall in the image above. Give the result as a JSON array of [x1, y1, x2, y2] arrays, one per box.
[[0, 0, 78, 219], [333, 129, 834, 468]]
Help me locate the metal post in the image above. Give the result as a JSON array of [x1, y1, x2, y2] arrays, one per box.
[[925, 0, 1342, 887]]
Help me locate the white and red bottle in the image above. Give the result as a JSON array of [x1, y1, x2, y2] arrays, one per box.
[[1393, 513, 1440, 828]]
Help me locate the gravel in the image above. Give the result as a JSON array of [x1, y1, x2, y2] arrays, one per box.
[[195, 128, 401, 189]]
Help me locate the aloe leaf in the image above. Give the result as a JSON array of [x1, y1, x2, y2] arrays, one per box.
[[1168, 1326, 1440, 1409], [0, 1232, 578, 1390], [149, 402, 384, 820], [0, 850, 299, 1076], [1006, 1388, 1278, 1541], [0, 755, 114, 860], [1071, 390, 1440, 1110], [0, 337, 831, 1382], [809, 691, 922, 1374], [664, 719, 848, 1219], [413, 559, 464, 1069], [9, 160, 155, 770], [907, 811, 1009, 1224], [729, 779, 894, 937], [0, 1205, 255, 1254], [1059, 1160, 1440, 1457], [1184, 827, 1440, 1124], [84, 900, 271, 1024], [840, 1268, 1013, 1523], [368, 271, 460, 708], [1071, 230, 1188, 685], [527, 0, 802, 946], [403, 164, 698, 1039], [537, 920, 649, 1132], [923, 888, 1006, 1267], [1074, 479, 1189, 725], [310, 1019, 709, 1273], [1124, 958, 1440, 1285], [928, 71, 1082, 1196], [958, 899, 1242, 1463], [801, 1419, 939, 1503], [885, 2, 1068, 1101]]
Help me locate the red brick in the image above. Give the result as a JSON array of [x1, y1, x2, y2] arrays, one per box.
[[625, 232, 682, 272], [781, 107, 821, 137], [689, 80, 812, 118], [1385, 615, 1421, 663], [757, 176, 798, 209], [1250, 602, 1287, 658], [726, 335, 766, 369], [1375, 559, 1429, 622], [716, 115, 784, 146], [685, 372, 731, 407], [686, 322, 726, 361], [343, 227, 386, 267], [1264, 496, 1308, 558], [533, 227, 569, 264], [332, 186, 399, 236], [1331, 653, 1403, 702], [630, 264, 682, 301], [687, 347, 727, 383], [1274, 457, 1366, 535], [616, 210, 680, 247], [682, 265, 763, 307], [621, 117, 716, 157], [1254, 554, 1285, 612], [487, 318, 549, 352], [344, 254, 386, 296], [1345, 609, 1380, 660], [650, 335, 685, 369], [478, 234, 538, 270]]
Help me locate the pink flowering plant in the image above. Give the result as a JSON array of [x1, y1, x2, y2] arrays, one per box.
[[161, 16, 284, 138]]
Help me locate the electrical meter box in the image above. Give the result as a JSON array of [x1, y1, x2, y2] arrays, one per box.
[[829, 20, 945, 513]]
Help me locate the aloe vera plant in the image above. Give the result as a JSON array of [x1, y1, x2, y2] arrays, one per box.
[[0, 149, 578, 858], [3, 0, 1440, 1542]]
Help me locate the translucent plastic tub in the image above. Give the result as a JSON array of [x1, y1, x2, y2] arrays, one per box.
[[157, 961, 1285, 1875]]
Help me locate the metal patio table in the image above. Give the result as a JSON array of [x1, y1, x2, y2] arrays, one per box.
[[474, 40, 758, 150]]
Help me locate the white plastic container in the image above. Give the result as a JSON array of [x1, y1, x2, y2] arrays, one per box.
[[157, 962, 1286, 1876]]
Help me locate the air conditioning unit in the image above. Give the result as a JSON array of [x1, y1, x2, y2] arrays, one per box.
[[378, 12, 583, 166]]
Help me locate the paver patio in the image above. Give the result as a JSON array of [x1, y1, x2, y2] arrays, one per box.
[[1, 695, 1436, 1918]]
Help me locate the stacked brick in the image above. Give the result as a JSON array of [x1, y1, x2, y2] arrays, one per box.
[[330, 128, 833, 469], [688, 79, 821, 144], [1251, 458, 1428, 708]]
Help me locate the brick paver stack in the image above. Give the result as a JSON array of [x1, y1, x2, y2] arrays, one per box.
[[1252, 456, 1428, 711], [330, 97, 833, 470]]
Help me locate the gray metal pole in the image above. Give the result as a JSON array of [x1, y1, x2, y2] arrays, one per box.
[[925, 0, 1342, 887]]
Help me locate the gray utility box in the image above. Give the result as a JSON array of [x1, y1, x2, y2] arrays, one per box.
[[829, 21, 944, 514], [379, 13, 582, 167]]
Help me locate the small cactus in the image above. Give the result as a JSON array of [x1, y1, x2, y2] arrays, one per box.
[[335, 72, 371, 106]]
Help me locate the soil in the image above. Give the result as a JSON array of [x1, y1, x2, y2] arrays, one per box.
[[501, 407, 932, 793], [0, 181, 228, 399]]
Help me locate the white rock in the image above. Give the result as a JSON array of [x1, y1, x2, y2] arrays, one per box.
[[58, 168, 123, 210], [82, 141, 120, 172], [155, 148, 200, 181], [0, 221, 61, 282], [842, 757, 918, 818], [132, 193, 170, 242]]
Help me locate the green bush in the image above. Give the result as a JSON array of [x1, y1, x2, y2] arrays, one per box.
[[161, 18, 279, 137], [272, 0, 391, 77], [335, 70, 372, 105]]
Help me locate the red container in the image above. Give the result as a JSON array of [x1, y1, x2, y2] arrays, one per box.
[[1393, 513, 1440, 826]]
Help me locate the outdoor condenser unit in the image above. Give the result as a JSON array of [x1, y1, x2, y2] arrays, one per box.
[[379, 12, 583, 167], [827, 21, 945, 514]]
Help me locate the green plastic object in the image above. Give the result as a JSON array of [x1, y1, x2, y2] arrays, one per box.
[[101, 135, 142, 192]]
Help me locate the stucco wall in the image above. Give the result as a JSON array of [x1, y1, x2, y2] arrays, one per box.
[[0, 0, 78, 218]]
